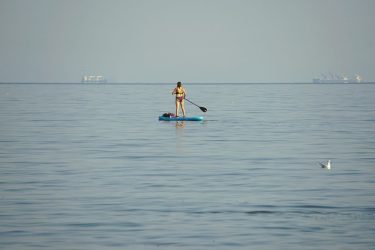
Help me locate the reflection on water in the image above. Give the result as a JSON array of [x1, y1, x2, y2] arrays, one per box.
[[175, 121, 185, 153], [175, 121, 185, 129]]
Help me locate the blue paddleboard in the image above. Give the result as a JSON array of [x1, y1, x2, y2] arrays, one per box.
[[159, 116, 204, 121]]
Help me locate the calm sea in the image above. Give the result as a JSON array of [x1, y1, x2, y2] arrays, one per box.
[[1, 83, 374, 249]]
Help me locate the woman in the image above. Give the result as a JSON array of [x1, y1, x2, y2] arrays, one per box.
[[172, 81, 186, 117]]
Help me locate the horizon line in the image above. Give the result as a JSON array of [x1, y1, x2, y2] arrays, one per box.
[[1, 81, 375, 85]]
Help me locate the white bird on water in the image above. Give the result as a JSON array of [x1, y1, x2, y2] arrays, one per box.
[[319, 160, 331, 170]]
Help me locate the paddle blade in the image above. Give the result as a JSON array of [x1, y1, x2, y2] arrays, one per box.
[[200, 106, 207, 112]]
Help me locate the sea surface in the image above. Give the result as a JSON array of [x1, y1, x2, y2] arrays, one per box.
[[0, 83, 374, 250]]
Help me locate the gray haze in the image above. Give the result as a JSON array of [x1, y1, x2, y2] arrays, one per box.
[[0, 0, 374, 83]]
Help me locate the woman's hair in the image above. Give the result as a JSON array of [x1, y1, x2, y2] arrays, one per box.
[[177, 81, 182, 87]]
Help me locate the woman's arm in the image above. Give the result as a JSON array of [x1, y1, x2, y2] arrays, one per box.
[[172, 88, 176, 95]]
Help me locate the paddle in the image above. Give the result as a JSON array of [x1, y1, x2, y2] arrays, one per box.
[[184, 98, 207, 112]]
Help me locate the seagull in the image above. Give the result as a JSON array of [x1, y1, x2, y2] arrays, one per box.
[[319, 160, 331, 170]]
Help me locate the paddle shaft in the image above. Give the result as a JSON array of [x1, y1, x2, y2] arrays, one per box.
[[184, 98, 207, 112], [184, 98, 199, 107]]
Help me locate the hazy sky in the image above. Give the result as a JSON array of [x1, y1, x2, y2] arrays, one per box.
[[0, 0, 374, 83]]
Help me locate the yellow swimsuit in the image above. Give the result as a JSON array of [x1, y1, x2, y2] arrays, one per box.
[[175, 88, 184, 102]]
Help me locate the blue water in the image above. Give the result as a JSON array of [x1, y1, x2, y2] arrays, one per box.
[[1, 83, 375, 249]]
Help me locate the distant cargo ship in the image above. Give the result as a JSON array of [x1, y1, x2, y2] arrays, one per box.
[[313, 73, 363, 83], [81, 75, 107, 83]]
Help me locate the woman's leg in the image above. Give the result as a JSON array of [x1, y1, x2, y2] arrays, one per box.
[[175, 100, 180, 116], [181, 100, 186, 117]]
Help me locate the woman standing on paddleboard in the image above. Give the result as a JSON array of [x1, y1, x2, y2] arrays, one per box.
[[172, 81, 186, 117]]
